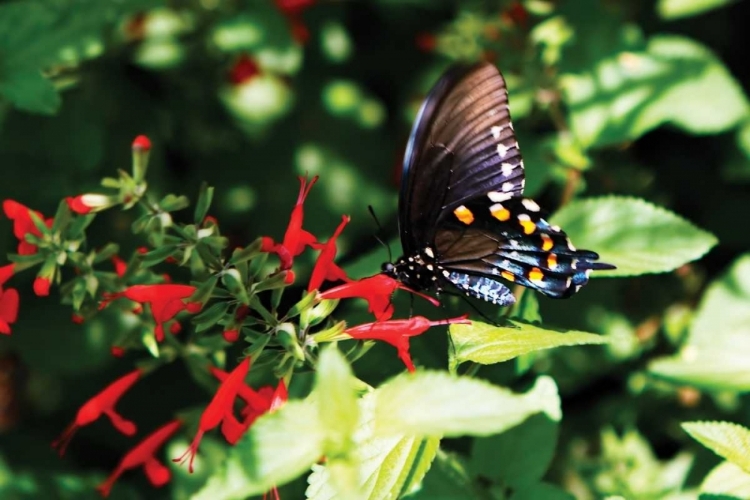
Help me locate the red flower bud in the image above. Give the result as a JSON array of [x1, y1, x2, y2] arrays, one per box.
[[223, 329, 240, 343], [71, 313, 85, 324], [111, 346, 126, 358], [228, 55, 261, 85], [132, 135, 151, 151], [33, 277, 51, 297]]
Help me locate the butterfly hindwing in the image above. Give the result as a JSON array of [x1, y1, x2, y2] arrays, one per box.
[[434, 197, 614, 298]]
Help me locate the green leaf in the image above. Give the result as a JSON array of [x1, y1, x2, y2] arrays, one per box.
[[139, 245, 178, 268], [194, 183, 215, 224], [700, 461, 750, 498], [657, 0, 738, 20], [373, 373, 561, 437], [194, 399, 325, 500], [551, 196, 717, 276], [450, 320, 606, 367], [0, 70, 60, 115], [407, 450, 478, 499], [562, 35, 749, 148], [306, 394, 440, 500], [314, 345, 360, 496], [470, 414, 558, 488], [649, 255, 750, 391], [160, 194, 190, 212], [229, 238, 263, 265], [511, 483, 576, 500], [683, 421, 750, 473]]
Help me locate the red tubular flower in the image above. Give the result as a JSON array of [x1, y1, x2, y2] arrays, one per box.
[[223, 329, 239, 343], [320, 274, 440, 321], [174, 358, 251, 472], [71, 313, 85, 324], [261, 175, 319, 270], [0, 287, 19, 335], [3, 200, 53, 255], [0, 263, 15, 286], [111, 346, 125, 357], [345, 315, 470, 372], [210, 366, 288, 443], [97, 419, 182, 498], [101, 285, 200, 342], [308, 215, 351, 292], [53, 369, 142, 456]]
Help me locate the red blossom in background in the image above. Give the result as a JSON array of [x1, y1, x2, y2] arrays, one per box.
[[229, 54, 261, 85], [320, 274, 440, 321], [173, 357, 250, 472], [308, 215, 351, 292], [275, 0, 315, 44], [261, 175, 319, 270], [3, 200, 53, 255], [0, 287, 19, 335], [345, 315, 470, 372], [111, 256, 127, 277], [52, 369, 142, 455], [0, 264, 18, 335], [101, 284, 201, 342], [97, 419, 182, 498]]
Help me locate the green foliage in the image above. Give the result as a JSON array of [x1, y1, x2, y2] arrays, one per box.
[[551, 197, 718, 277]]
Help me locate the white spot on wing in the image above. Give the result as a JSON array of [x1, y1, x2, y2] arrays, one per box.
[[517, 213, 531, 222], [496, 143, 509, 158], [502, 181, 514, 192], [501, 162, 515, 177], [521, 199, 541, 212], [424, 247, 434, 258], [488, 191, 513, 202], [491, 125, 503, 139]]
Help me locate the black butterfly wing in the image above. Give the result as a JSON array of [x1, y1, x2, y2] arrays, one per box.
[[435, 197, 615, 299], [399, 62, 524, 256]]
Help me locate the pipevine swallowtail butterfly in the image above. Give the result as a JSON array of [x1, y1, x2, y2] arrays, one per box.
[[382, 62, 614, 306]]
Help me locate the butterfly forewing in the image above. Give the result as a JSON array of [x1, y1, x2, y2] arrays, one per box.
[[399, 63, 525, 254]]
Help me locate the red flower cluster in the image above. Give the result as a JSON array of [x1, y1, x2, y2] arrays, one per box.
[[275, 0, 315, 44], [3, 199, 52, 255]]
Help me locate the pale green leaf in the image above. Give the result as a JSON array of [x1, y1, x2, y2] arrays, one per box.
[[450, 319, 606, 366], [306, 395, 440, 500], [406, 450, 476, 499], [373, 373, 561, 438], [194, 400, 325, 500], [683, 421, 750, 473], [737, 121, 750, 161], [657, 0, 738, 20], [700, 460, 750, 497], [562, 35, 749, 147], [315, 345, 360, 497], [649, 255, 750, 391], [551, 197, 717, 276]]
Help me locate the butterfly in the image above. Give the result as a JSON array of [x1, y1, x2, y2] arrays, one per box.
[[382, 62, 614, 306]]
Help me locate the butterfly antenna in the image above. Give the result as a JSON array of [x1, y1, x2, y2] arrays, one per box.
[[367, 205, 392, 263]]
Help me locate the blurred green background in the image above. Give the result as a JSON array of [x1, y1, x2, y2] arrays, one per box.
[[1, 0, 750, 498]]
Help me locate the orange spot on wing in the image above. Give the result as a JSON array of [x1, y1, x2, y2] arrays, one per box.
[[541, 234, 553, 251], [491, 206, 511, 221], [501, 271, 515, 282], [519, 220, 536, 234], [528, 267, 544, 283], [453, 205, 474, 225], [547, 254, 558, 270]]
